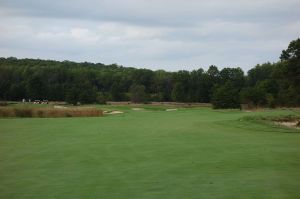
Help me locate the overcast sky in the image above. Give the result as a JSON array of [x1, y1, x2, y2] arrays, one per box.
[[0, 0, 299, 71]]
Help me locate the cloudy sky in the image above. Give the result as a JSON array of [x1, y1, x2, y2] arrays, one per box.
[[0, 0, 299, 71]]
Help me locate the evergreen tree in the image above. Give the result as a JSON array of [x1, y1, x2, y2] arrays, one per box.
[[212, 82, 240, 109]]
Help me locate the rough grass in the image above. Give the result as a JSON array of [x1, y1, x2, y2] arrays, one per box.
[[0, 107, 103, 118], [0, 107, 300, 198]]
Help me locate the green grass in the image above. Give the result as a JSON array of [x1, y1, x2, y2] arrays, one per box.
[[0, 106, 300, 198]]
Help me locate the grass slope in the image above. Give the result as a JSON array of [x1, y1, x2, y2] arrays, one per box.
[[0, 107, 300, 199]]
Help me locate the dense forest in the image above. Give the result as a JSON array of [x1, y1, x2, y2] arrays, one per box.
[[0, 38, 299, 108]]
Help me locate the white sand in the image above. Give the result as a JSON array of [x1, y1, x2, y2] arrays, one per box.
[[274, 121, 300, 129], [166, 109, 178, 111], [132, 108, 144, 111], [54, 105, 67, 109], [105, 111, 124, 114]]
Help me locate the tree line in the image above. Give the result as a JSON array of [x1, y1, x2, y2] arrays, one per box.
[[0, 38, 299, 108]]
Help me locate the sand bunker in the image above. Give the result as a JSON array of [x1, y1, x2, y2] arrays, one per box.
[[54, 105, 67, 109], [166, 109, 178, 111], [132, 108, 144, 111], [275, 121, 300, 129], [105, 111, 124, 115]]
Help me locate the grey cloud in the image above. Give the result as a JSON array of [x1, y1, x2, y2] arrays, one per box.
[[1, 0, 300, 26], [0, 0, 299, 71]]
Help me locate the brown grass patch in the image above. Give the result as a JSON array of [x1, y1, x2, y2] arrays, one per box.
[[0, 107, 103, 118], [0, 101, 8, 106]]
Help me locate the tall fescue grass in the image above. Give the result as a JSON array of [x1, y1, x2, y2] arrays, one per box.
[[0, 107, 103, 118], [0, 101, 8, 106]]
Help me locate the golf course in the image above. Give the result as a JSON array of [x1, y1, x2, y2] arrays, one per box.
[[0, 105, 299, 199]]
